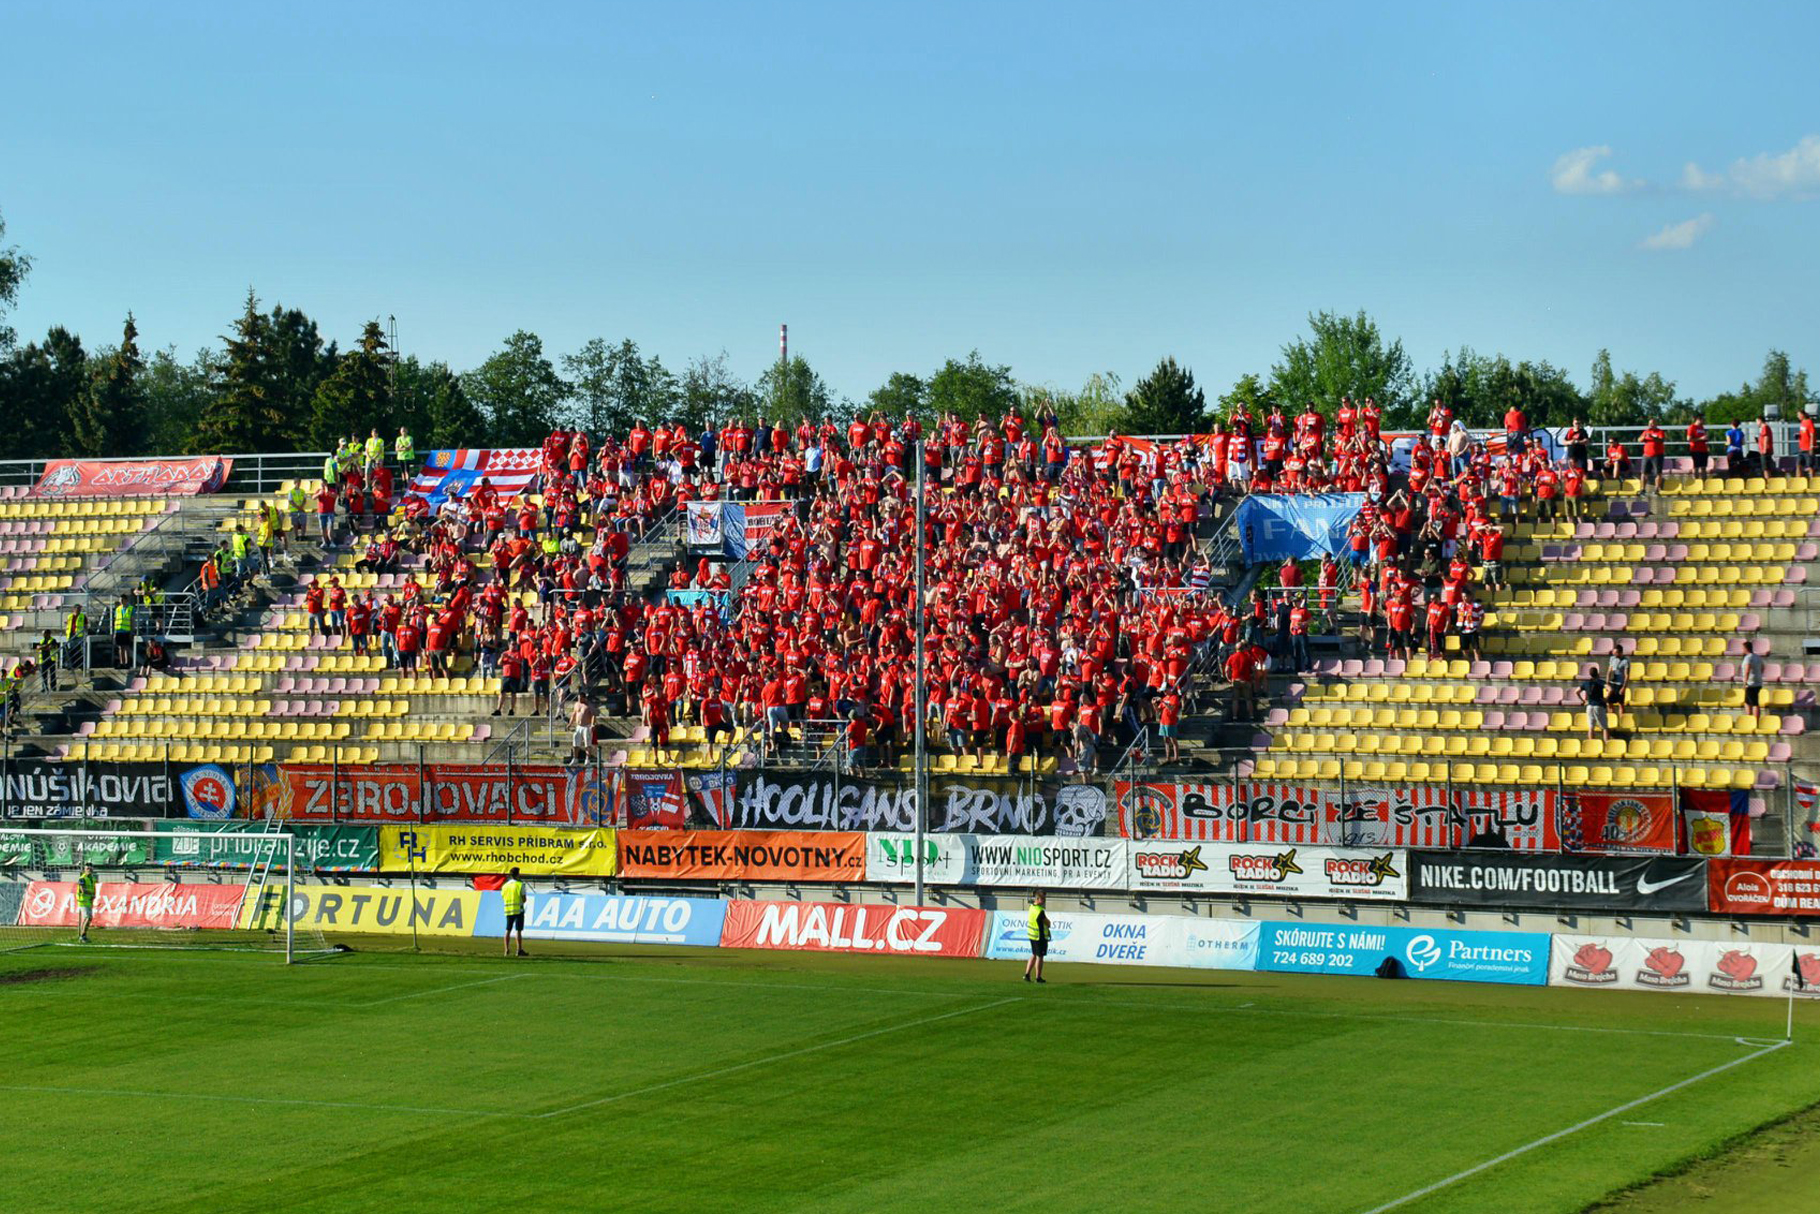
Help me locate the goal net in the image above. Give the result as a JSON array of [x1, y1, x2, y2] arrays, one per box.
[[0, 827, 329, 962]]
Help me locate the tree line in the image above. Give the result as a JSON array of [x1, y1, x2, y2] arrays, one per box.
[[0, 212, 1809, 462]]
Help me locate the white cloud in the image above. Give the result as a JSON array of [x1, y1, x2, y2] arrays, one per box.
[[1727, 134, 1820, 200], [1639, 213, 1714, 251], [1680, 161, 1725, 191], [1551, 145, 1642, 195]]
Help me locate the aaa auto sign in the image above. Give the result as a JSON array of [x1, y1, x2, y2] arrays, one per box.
[[719, 900, 986, 958]]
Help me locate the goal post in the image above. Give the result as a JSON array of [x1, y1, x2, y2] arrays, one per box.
[[0, 827, 326, 962]]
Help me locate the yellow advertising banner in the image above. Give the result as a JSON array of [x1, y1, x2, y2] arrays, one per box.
[[238, 884, 482, 938], [378, 824, 618, 877]]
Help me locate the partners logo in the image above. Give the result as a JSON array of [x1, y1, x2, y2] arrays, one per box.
[[1228, 848, 1304, 884], [1403, 934, 1441, 973]]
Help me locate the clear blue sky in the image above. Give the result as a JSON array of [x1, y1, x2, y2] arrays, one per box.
[[3, 0, 1816, 403]]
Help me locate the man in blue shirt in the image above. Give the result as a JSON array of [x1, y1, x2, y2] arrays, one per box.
[[1725, 420, 1747, 476]]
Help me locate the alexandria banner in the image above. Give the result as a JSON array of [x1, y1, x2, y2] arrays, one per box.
[[32, 456, 231, 499], [1550, 935, 1820, 999], [719, 900, 987, 958], [1406, 851, 1707, 913], [712, 771, 1110, 837], [15, 880, 246, 930], [277, 764, 610, 826], [1126, 839, 1407, 900], [1114, 780, 1558, 851], [982, 911, 1261, 971], [1257, 921, 1550, 985], [1706, 858, 1820, 917], [617, 830, 867, 882]]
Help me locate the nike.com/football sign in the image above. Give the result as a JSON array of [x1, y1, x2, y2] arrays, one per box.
[[1406, 852, 1706, 912]]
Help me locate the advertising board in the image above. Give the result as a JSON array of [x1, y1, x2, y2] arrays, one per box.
[[1406, 851, 1706, 913], [1706, 858, 1820, 917], [378, 825, 616, 877], [1255, 921, 1549, 985], [1127, 839, 1406, 900], [473, 892, 727, 946], [617, 830, 866, 882], [238, 884, 482, 937], [719, 900, 986, 958], [1550, 935, 1820, 999], [982, 911, 1260, 971], [16, 880, 246, 930]]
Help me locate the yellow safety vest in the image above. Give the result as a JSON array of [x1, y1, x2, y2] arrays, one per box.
[[1027, 904, 1047, 941], [396, 434, 415, 464], [113, 605, 133, 632], [501, 880, 526, 916], [65, 611, 86, 638], [365, 437, 385, 463]]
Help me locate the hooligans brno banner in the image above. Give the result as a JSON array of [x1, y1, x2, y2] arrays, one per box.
[[723, 771, 1108, 836]]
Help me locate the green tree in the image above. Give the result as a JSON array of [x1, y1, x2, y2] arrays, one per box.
[[73, 313, 145, 456], [754, 354, 836, 427], [142, 346, 217, 454], [1123, 356, 1208, 435], [1586, 349, 1682, 425], [463, 330, 570, 447], [193, 290, 287, 453], [867, 371, 927, 421], [0, 326, 86, 458], [926, 351, 1018, 423], [394, 355, 486, 449], [266, 303, 335, 447], [307, 320, 392, 449], [1424, 347, 1587, 430], [561, 338, 676, 436], [1024, 372, 1124, 435], [0, 209, 29, 350], [1217, 372, 1279, 423], [677, 351, 756, 432], [1270, 310, 1416, 427]]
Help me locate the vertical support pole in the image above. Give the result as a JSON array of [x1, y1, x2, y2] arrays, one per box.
[[418, 742, 427, 823], [913, 439, 927, 908], [285, 834, 295, 964]]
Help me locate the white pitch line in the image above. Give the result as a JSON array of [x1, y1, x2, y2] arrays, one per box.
[[356, 973, 526, 1007], [535, 996, 1022, 1120], [1355, 1039, 1792, 1214], [0, 1083, 522, 1119], [1621, 1121, 1666, 1127]]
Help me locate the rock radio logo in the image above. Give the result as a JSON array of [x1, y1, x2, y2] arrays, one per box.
[[1228, 848, 1302, 882], [1324, 853, 1400, 889], [1563, 941, 1618, 984], [1133, 845, 1208, 882]]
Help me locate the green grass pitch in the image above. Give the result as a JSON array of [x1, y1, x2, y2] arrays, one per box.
[[1, 940, 1816, 1213]]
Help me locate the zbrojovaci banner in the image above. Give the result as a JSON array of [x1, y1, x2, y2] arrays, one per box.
[[1256, 920, 1549, 985], [983, 910, 1260, 971], [473, 891, 726, 947]]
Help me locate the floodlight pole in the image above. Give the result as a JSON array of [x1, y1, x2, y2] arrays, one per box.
[[913, 439, 927, 907]]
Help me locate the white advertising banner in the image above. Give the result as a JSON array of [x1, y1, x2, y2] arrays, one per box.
[[1128, 839, 1408, 901], [983, 910, 1260, 971], [1550, 935, 1820, 999], [865, 834, 1128, 890]]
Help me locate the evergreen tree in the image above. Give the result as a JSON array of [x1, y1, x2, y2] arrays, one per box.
[[0, 209, 29, 351], [307, 320, 392, 449], [193, 290, 286, 453], [74, 313, 145, 456], [1123, 356, 1208, 435], [754, 354, 836, 427], [266, 304, 335, 446]]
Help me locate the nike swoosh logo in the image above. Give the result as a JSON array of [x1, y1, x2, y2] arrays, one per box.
[[1636, 872, 1695, 895]]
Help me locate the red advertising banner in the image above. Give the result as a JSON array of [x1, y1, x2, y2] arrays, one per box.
[[622, 771, 687, 829], [276, 764, 608, 825], [720, 900, 986, 958], [1707, 859, 1820, 917], [17, 881, 245, 929], [1113, 780, 1558, 851], [618, 830, 866, 881], [1571, 792, 1678, 854], [32, 457, 231, 498]]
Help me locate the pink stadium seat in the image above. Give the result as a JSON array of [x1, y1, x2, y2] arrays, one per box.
[[1563, 613, 1586, 631], [1593, 522, 1617, 540], [1781, 717, 1806, 735], [1467, 660, 1492, 679], [1363, 660, 1386, 677], [1483, 710, 1505, 731]]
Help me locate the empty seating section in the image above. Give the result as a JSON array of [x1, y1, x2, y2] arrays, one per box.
[[1264, 473, 1815, 792], [0, 494, 173, 618]]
